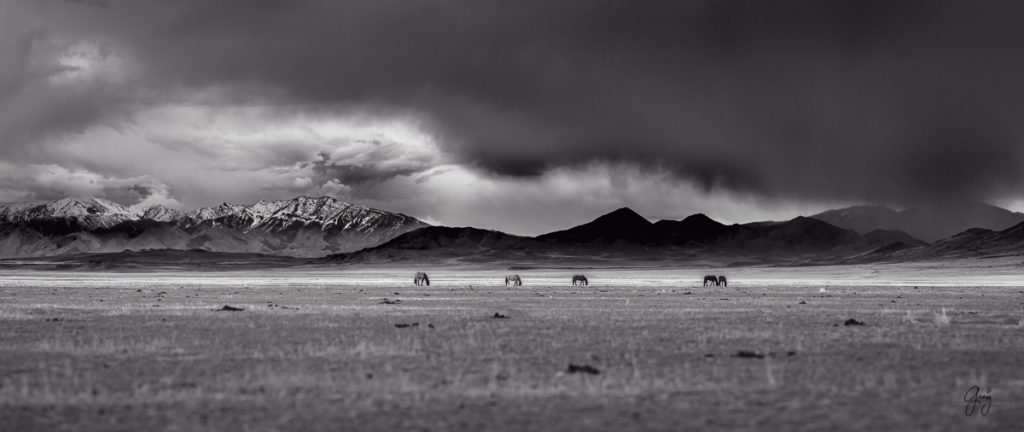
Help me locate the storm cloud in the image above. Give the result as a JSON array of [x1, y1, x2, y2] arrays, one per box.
[[3, 0, 1024, 232]]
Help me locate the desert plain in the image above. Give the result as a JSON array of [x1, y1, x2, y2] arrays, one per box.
[[1, 259, 1023, 431]]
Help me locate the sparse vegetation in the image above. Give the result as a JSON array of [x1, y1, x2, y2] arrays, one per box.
[[1, 266, 1022, 431]]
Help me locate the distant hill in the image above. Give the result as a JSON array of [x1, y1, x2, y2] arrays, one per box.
[[736, 216, 867, 252], [535, 207, 655, 244], [327, 208, 886, 264], [811, 202, 1024, 242], [864, 229, 928, 248], [652, 214, 732, 245], [916, 220, 1024, 258], [325, 226, 541, 263], [837, 219, 1024, 263], [808, 205, 900, 235], [537, 209, 869, 252]]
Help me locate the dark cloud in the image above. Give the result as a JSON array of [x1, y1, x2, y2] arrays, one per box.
[[7, 0, 1024, 209]]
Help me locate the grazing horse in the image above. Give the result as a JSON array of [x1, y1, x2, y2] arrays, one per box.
[[717, 276, 727, 287], [414, 272, 430, 286], [703, 275, 718, 286], [572, 275, 589, 286], [505, 274, 522, 286]]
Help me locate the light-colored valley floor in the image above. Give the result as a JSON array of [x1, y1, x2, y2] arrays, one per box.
[[1, 262, 1022, 431]]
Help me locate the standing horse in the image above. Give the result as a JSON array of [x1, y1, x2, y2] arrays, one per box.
[[572, 275, 589, 286], [414, 272, 430, 286], [703, 275, 718, 286], [717, 276, 727, 287], [505, 274, 522, 286]]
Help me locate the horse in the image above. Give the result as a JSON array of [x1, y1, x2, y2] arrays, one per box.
[[572, 275, 589, 286], [703, 275, 718, 286], [717, 275, 727, 287], [414, 272, 430, 286], [505, 274, 522, 286]]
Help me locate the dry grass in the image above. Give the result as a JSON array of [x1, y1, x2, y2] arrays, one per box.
[[0, 269, 1023, 431]]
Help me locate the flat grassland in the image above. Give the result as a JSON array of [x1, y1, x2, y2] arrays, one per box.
[[1, 261, 1023, 431]]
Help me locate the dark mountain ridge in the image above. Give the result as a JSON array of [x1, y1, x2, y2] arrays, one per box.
[[327, 207, 918, 264], [330, 226, 541, 263], [5, 197, 1021, 264], [536, 207, 655, 244]]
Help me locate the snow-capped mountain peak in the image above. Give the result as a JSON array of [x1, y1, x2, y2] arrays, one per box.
[[45, 197, 141, 219], [141, 205, 185, 222], [0, 197, 141, 229], [187, 202, 246, 222], [0, 195, 429, 258], [181, 195, 419, 233]]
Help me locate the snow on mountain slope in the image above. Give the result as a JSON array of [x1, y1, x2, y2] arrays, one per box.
[[186, 202, 247, 223], [142, 205, 185, 222], [178, 196, 424, 234], [0, 196, 429, 258], [0, 197, 141, 230]]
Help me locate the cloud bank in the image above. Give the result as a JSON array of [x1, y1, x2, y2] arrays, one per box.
[[2, 0, 1024, 233]]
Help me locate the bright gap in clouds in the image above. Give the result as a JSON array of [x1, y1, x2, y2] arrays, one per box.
[[9, 96, 838, 234], [4, 30, 840, 234], [364, 162, 845, 236], [46, 39, 130, 86], [28, 101, 446, 208]]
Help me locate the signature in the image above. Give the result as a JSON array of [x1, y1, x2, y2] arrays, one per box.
[[964, 385, 992, 417]]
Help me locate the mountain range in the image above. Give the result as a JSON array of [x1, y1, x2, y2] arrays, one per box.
[[810, 201, 1024, 242], [0, 196, 427, 258], [327, 205, 1024, 265], [327, 208, 905, 265], [3, 196, 1024, 265]]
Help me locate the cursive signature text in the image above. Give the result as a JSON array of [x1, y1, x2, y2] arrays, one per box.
[[963, 385, 992, 417]]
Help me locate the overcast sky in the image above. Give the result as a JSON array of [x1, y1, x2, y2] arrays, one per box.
[[3, 0, 1024, 235]]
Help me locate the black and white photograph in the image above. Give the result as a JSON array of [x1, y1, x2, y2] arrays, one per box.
[[1, 0, 1023, 430]]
